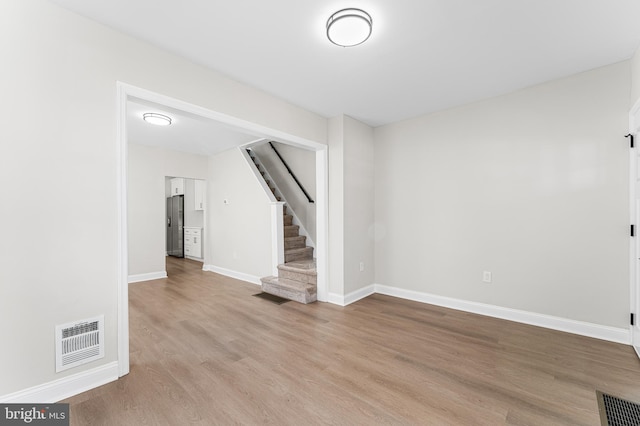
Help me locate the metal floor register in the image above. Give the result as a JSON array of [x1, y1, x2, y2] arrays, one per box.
[[597, 391, 640, 426]]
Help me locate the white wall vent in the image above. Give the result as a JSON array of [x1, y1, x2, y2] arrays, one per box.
[[55, 315, 104, 372]]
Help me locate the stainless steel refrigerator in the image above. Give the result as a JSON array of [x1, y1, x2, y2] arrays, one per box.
[[166, 195, 184, 258]]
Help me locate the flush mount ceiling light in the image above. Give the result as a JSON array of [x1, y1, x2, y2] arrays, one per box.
[[142, 112, 172, 126], [326, 8, 372, 47]]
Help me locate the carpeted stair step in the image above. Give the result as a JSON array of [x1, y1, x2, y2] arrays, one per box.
[[278, 260, 317, 285], [285, 246, 314, 262], [284, 235, 306, 250], [283, 214, 293, 226], [261, 276, 316, 304], [284, 225, 300, 237]]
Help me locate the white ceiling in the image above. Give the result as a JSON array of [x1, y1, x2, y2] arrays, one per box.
[[127, 98, 259, 156], [53, 0, 640, 128]]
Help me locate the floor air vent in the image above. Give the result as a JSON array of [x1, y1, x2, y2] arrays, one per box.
[[55, 315, 104, 372], [597, 391, 640, 426]]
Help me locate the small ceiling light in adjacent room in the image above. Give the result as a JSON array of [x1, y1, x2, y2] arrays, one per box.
[[143, 112, 172, 126], [326, 8, 372, 47]]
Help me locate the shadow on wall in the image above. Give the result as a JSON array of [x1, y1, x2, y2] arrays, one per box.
[[251, 141, 317, 244]]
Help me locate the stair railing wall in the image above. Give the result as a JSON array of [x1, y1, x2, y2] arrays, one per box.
[[269, 141, 315, 204], [247, 147, 316, 250], [239, 147, 284, 275]]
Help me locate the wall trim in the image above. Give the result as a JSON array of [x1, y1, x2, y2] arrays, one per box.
[[328, 285, 376, 307], [327, 292, 345, 306], [373, 284, 630, 345], [629, 100, 640, 351], [116, 82, 129, 377], [202, 264, 261, 286], [329, 283, 629, 344], [0, 362, 118, 403], [127, 271, 167, 283]]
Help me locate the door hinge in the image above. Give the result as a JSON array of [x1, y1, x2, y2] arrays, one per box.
[[632, 313, 635, 326], [627, 134, 635, 148], [632, 225, 635, 237]]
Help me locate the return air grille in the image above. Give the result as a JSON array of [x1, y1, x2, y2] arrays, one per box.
[[55, 315, 104, 372], [597, 391, 640, 426]]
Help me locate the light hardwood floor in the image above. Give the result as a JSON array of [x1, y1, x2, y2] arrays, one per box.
[[65, 257, 640, 425]]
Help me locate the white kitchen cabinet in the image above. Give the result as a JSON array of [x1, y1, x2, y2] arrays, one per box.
[[170, 178, 185, 196], [194, 179, 205, 211], [184, 227, 202, 259]]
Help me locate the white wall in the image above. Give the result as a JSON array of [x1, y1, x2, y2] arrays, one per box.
[[128, 144, 208, 276], [252, 142, 316, 242], [374, 61, 631, 329], [343, 117, 376, 294], [632, 45, 640, 107], [328, 117, 345, 296], [205, 148, 273, 280], [328, 116, 376, 298], [0, 0, 326, 398]]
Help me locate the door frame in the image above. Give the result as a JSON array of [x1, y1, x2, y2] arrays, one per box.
[[116, 82, 329, 377], [629, 98, 640, 357]]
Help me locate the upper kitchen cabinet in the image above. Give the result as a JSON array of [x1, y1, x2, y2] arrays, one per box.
[[170, 177, 185, 196], [194, 179, 205, 211]]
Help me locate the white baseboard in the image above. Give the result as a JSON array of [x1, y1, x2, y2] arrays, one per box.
[[185, 256, 204, 262], [327, 293, 345, 306], [374, 284, 630, 345], [328, 285, 376, 307], [128, 271, 167, 283], [0, 361, 118, 403], [202, 264, 261, 286]]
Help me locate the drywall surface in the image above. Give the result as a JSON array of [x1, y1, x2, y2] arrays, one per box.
[[327, 115, 375, 298], [205, 148, 273, 278], [0, 0, 325, 397], [632, 46, 640, 108], [128, 144, 207, 276], [343, 117, 375, 295], [252, 142, 316, 243], [374, 61, 631, 328], [328, 116, 345, 296]]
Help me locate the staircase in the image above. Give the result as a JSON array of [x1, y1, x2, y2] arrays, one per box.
[[261, 204, 317, 304], [248, 149, 317, 304]]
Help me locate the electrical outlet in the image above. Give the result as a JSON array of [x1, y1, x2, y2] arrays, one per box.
[[483, 271, 492, 283], [359, 262, 365, 272]]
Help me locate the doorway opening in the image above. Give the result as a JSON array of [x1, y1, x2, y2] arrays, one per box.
[[116, 82, 329, 377], [165, 177, 206, 262]]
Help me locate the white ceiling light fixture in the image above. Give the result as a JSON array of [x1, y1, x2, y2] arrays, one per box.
[[326, 8, 372, 47], [143, 112, 172, 126]]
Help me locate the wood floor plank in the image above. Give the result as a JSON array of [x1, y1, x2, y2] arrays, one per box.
[[63, 257, 640, 425]]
